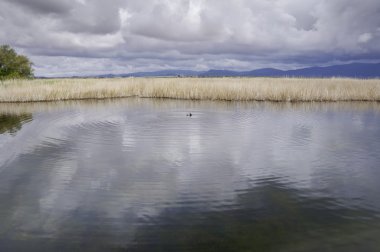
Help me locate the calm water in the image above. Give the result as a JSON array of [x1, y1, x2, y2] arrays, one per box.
[[0, 99, 380, 251]]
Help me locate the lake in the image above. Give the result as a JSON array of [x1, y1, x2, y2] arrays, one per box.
[[0, 99, 380, 251]]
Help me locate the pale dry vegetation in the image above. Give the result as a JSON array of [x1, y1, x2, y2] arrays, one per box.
[[0, 77, 379, 102]]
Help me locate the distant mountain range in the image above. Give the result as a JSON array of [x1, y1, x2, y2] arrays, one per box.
[[90, 63, 380, 78]]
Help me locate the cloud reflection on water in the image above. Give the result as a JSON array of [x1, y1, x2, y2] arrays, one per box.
[[0, 99, 380, 251]]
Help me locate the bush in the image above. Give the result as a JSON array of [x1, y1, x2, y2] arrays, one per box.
[[0, 45, 34, 80]]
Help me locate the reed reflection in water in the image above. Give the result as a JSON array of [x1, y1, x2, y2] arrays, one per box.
[[0, 99, 380, 251]]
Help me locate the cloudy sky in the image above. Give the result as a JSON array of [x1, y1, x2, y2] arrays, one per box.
[[1, 0, 380, 77]]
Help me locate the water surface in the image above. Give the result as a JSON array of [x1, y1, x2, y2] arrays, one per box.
[[0, 99, 380, 251]]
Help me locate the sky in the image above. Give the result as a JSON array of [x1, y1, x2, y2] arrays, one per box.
[[1, 0, 380, 77]]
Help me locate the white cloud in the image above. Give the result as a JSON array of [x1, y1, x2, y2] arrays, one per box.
[[358, 33, 373, 43]]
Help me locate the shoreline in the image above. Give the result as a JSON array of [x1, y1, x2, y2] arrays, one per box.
[[1, 77, 379, 103]]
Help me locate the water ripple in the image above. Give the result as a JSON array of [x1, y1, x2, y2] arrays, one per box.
[[0, 99, 380, 251]]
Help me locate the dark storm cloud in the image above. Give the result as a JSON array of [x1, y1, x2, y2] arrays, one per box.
[[0, 0, 379, 76], [7, 0, 74, 14], [58, 0, 124, 35]]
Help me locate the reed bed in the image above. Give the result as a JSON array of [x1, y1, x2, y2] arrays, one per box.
[[0, 77, 379, 102]]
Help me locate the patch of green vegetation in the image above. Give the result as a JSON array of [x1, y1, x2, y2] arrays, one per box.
[[0, 45, 33, 80]]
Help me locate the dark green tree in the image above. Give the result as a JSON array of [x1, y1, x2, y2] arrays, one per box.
[[0, 45, 34, 80]]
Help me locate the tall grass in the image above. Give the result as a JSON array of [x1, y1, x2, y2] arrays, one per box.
[[0, 77, 379, 102]]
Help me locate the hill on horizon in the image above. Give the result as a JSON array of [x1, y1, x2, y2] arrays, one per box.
[[47, 63, 380, 79], [199, 63, 380, 78]]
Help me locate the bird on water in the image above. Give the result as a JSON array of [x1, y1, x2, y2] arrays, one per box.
[[186, 113, 192, 117]]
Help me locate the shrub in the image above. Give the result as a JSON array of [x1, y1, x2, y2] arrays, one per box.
[[0, 45, 33, 80]]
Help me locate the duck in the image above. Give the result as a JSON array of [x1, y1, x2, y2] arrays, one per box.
[[186, 113, 192, 117]]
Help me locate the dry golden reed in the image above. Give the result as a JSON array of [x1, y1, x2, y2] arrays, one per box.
[[0, 77, 379, 102]]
